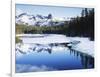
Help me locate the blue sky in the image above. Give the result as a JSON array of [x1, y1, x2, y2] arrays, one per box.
[[16, 4, 84, 18]]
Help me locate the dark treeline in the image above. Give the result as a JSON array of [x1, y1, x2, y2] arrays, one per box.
[[67, 8, 94, 40], [16, 8, 94, 41], [16, 24, 68, 34]]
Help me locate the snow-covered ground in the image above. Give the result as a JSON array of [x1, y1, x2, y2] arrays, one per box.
[[67, 37, 94, 57], [16, 34, 70, 44], [16, 34, 94, 57]]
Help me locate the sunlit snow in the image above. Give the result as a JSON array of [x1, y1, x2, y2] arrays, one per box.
[[16, 34, 94, 57]]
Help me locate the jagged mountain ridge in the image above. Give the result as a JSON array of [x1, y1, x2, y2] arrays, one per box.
[[16, 13, 67, 26]]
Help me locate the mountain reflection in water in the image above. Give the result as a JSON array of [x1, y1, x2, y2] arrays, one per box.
[[16, 43, 94, 73]]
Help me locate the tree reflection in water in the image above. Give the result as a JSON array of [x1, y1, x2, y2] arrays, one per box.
[[29, 43, 94, 69], [68, 48, 94, 68], [16, 43, 94, 69]]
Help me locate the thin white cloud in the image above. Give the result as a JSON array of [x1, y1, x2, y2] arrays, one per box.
[[16, 8, 23, 16], [16, 64, 57, 73]]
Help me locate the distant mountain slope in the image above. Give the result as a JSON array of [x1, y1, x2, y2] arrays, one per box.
[[16, 13, 67, 26]]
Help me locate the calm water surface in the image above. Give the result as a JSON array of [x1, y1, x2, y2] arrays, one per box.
[[16, 43, 94, 73]]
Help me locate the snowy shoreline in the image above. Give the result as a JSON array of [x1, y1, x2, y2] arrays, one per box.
[[16, 34, 70, 44], [16, 34, 94, 57], [68, 37, 94, 57]]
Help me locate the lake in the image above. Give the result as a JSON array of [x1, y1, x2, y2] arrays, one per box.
[[15, 34, 94, 73]]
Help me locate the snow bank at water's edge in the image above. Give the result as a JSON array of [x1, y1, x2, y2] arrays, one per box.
[[16, 34, 94, 57], [68, 37, 94, 57], [16, 34, 70, 44]]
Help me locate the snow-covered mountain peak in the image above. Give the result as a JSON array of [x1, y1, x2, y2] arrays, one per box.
[[16, 13, 67, 26]]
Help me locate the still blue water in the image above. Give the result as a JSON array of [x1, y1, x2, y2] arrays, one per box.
[[16, 44, 94, 73]]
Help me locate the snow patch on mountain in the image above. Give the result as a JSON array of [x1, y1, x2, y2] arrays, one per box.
[[16, 13, 68, 26]]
